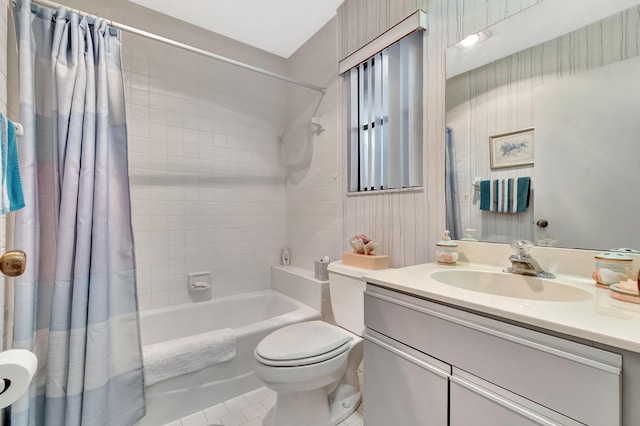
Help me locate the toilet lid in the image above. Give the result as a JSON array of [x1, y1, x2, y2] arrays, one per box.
[[256, 321, 352, 365], [256, 341, 351, 367]]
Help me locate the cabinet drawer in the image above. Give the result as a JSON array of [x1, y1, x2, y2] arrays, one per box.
[[364, 285, 621, 425]]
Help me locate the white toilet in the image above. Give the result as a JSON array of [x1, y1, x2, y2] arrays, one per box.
[[254, 261, 374, 426]]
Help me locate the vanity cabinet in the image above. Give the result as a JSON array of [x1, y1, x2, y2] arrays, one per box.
[[363, 284, 622, 426]]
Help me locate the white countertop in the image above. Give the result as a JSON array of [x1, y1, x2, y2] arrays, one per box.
[[364, 262, 640, 353]]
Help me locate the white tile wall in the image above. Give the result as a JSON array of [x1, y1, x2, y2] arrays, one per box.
[[284, 19, 342, 271], [3, 0, 312, 317], [270, 265, 332, 315], [122, 36, 289, 310]]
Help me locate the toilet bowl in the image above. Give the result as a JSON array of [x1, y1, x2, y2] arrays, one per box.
[[254, 261, 377, 426], [254, 321, 363, 426]]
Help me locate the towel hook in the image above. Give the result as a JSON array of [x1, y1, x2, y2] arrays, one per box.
[[12, 122, 23, 136]]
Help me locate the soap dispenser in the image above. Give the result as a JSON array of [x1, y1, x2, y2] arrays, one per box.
[[436, 230, 459, 265]]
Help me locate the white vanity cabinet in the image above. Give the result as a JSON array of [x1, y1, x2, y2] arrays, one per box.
[[363, 284, 623, 426]]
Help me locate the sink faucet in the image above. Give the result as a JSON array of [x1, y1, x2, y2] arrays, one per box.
[[504, 240, 555, 279]]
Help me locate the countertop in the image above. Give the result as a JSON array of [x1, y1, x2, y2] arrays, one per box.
[[363, 262, 640, 353]]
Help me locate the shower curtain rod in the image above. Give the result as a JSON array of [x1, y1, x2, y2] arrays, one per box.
[[30, 0, 328, 94]]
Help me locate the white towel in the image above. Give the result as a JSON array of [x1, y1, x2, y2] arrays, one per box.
[[143, 328, 236, 386]]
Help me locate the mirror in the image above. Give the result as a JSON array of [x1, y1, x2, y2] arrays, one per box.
[[445, 0, 640, 250]]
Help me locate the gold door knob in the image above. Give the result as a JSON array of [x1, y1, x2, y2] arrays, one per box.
[[0, 250, 26, 277]]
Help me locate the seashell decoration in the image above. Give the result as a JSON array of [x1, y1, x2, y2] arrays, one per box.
[[349, 234, 378, 255], [436, 251, 459, 264], [593, 251, 633, 288], [592, 268, 628, 286]]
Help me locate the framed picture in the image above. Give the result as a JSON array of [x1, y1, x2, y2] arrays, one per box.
[[489, 127, 534, 169]]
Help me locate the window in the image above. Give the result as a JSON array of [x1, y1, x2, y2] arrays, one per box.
[[346, 31, 424, 192]]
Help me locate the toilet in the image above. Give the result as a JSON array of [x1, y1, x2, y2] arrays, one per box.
[[254, 261, 375, 426]]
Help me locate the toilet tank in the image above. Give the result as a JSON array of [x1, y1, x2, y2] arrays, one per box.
[[328, 261, 382, 336]]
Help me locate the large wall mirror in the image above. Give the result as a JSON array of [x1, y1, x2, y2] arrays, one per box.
[[445, 0, 640, 251]]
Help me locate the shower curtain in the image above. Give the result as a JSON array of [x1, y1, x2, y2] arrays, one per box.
[[11, 1, 145, 425], [445, 127, 462, 240]]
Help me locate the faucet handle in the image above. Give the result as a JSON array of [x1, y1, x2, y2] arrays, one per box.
[[510, 240, 533, 256]]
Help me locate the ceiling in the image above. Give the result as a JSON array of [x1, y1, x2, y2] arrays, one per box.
[[128, 0, 344, 58]]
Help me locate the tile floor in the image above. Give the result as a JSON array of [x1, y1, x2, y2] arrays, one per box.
[[163, 386, 364, 426]]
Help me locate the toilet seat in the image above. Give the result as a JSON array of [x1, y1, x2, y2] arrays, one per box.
[[255, 320, 352, 367]]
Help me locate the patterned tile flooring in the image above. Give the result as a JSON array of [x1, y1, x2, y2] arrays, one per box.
[[163, 386, 364, 426]]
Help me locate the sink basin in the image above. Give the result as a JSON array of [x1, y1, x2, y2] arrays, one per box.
[[431, 270, 592, 302]]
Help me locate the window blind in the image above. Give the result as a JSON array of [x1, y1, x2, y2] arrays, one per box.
[[347, 31, 423, 192]]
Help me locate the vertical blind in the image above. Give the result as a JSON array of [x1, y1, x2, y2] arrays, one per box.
[[347, 31, 424, 192]]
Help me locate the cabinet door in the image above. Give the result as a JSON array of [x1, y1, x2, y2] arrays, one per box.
[[450, 371, 583, 426], [363, 329, 450, 426]]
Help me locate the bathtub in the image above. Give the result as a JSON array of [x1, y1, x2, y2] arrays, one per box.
[[136, 289, 321, 426]]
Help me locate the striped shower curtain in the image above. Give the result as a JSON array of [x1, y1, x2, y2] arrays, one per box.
[[12, 1, 145, 425]]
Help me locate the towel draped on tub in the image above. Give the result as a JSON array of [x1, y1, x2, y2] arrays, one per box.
[[143, 328, 236, 386]]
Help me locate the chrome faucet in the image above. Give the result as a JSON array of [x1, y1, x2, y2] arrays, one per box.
[[504, 240, 555, 279]]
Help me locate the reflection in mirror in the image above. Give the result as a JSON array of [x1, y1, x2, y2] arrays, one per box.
[[445, 0, 640, 251]]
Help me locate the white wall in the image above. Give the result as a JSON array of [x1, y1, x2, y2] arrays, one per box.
[[284, 18, 342, 270], [333, 0, 542, 267], [273, 0, 548, 270]]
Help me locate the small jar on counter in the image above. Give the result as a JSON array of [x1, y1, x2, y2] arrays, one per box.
[[460, 228, 477, 241], [592, 251, 633, 288], [436, 230, 459, 265]]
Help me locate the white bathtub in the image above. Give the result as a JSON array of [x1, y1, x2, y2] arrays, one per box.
[[136, 289, 321, 426]]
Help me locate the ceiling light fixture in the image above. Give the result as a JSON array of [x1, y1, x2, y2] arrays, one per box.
[[457, 30, 491, 48], [459, 34, 480, 47]]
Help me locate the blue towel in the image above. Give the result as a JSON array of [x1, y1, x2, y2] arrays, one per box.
[[479, 177, 530, 213], [515, 177, 531, 212], [479, 180, 492, 211], [0, 114, 24, 214]]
